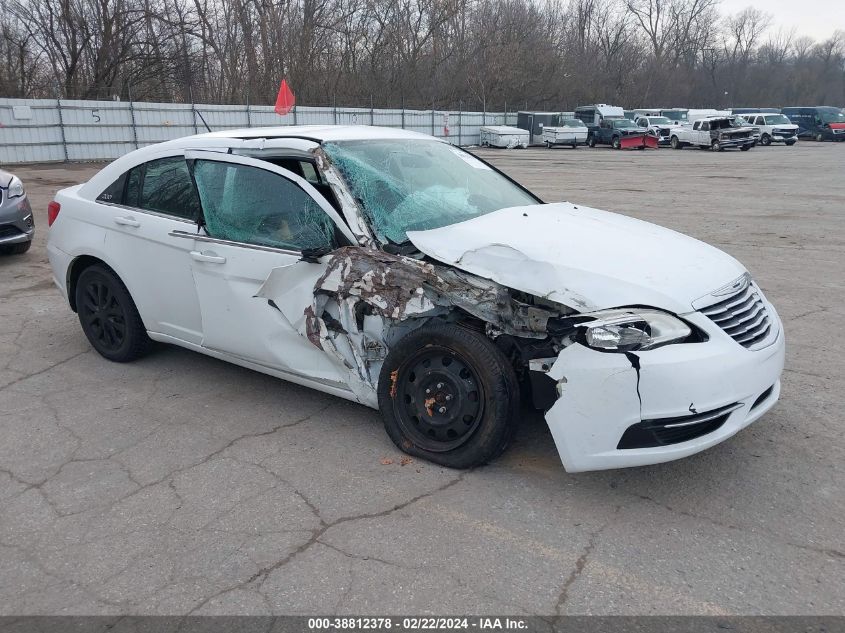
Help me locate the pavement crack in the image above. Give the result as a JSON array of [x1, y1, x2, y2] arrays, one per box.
[[554, 506, 620, 615], [0, 349, 91, 393], [185, 469, 471, 614]]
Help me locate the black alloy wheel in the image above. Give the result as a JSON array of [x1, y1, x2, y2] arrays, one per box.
[[75, 265, 151, 362]]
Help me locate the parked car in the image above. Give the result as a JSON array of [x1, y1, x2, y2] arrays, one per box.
[[670, 116, 756, 151], [781, 106, 845, 141], [541, 119, 589, 148], [47, 126, 784, 472], [634, 115, 682, 145], [587, 118, 647, 148], [0, 169, 34, 255], [741, 113, 799, 146]]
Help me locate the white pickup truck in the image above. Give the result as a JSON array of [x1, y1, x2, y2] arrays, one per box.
[[669, 116, 756, 151]]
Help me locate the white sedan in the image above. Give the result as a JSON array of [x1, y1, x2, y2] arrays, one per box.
[[46, 126, 784, 471]]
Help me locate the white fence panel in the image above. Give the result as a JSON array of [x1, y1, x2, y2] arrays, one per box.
[[0, 97, 519, 165]]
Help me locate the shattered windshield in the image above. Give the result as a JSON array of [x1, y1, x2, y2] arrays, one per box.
[[323, 139, 539, 244]]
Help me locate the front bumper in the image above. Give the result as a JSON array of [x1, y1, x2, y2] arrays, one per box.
[[719, 137, 755, 148], [541, 310, 785, 472], [0, 194, 35, 245]]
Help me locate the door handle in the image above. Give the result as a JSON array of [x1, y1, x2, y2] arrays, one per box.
[[113, 216, 140, 227], [190, 250, 226, 264]]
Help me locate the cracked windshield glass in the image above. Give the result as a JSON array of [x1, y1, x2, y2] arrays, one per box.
[[324, 139, 539, 244]]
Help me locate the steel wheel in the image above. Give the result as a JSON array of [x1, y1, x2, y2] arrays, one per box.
[[393, 346, 485, 452], [711, 139, 721, 151], [612, 137, 621, 149]]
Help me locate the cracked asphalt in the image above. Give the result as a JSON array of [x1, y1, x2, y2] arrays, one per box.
[[1, 143, 843, 615]]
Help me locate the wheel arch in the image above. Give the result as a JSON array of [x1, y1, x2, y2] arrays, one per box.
[[66, 255, 122, 313]]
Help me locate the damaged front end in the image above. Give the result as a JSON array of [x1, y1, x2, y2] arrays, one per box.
[[257, 246, 578, 408]]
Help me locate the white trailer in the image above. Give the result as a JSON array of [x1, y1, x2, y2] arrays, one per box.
[[479, 125, 529, 148], [541, 120, 589, 148]]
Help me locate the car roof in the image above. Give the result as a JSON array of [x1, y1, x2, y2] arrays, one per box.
[[192, 125, 436, 143]]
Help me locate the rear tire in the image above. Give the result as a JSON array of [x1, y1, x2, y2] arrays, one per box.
[[588, 136, 596, 148], [377, 323, 519, 469], [75, 264, 151, 362], [0, 241, 31, 255]]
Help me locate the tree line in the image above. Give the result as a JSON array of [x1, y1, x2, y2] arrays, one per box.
[[1, 0, 843, 110]]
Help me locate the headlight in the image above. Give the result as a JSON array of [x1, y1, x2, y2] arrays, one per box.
[[580, 308, 692, 352], [8, 176, 25, 199]]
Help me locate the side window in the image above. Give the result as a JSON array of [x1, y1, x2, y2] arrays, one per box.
[[96, 172, 127, 203], [125, 166, 142, 208], [693, 121, 701, 130], [192, 160, 337, 252], [138, 157, 201, 220], [701, 122, 710, 131]]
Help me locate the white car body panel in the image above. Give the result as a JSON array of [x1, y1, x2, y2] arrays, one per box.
[[406, 202, 746, 314], [47, 125, 785, 472]]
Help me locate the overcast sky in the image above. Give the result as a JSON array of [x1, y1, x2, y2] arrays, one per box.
[[718, 0, 845, 41]]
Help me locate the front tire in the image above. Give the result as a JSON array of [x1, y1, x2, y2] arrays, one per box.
[[670, 136, 682, 149], [761, 133, 771, 146], [612, 136, 621, 149], [815, 133, 825, 142], [711, 139, 722, 152], [588, 135, 596, 148], [75, 264, 151, 362], [377, 323, 519, 469]]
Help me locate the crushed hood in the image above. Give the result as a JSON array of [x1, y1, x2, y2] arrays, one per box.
[[406, 203, 746, 314]]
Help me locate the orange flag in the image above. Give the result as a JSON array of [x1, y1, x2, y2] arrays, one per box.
[[274, 79, 295, 116]]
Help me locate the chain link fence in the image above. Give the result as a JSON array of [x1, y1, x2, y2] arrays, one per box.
[[0, 97, 519, 165]]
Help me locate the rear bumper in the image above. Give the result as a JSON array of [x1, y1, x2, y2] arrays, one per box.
[[46, 241, 72, 300], [542, 311, 785, 472]]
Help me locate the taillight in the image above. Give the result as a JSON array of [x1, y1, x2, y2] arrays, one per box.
[[48, 201, 61, 226]]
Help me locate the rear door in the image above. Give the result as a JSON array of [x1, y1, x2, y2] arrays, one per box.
[[180, 150, 356, 383], [96, 152, 204, 344]]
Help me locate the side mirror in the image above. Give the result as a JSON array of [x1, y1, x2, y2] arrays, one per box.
[[299, 245, 334, 263]]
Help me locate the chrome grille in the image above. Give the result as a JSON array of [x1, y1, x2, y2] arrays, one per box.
[[699, 282, 772, 349]]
